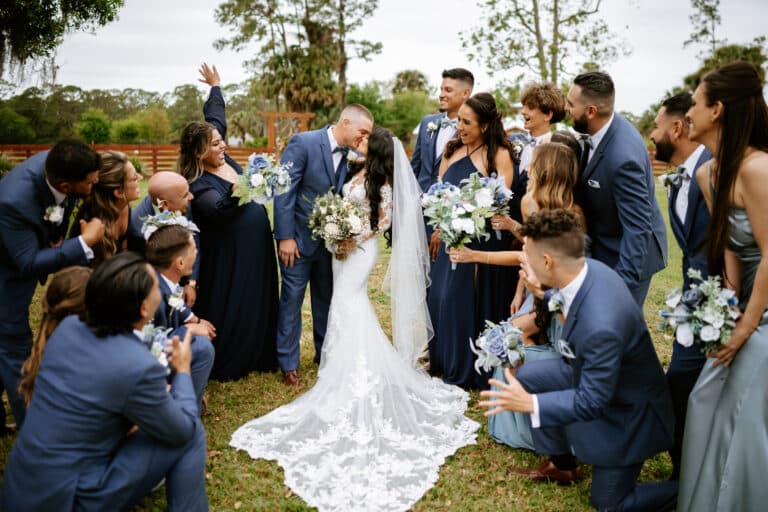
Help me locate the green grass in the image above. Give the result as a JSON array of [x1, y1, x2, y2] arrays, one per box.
[[0, 189, 682, 511]]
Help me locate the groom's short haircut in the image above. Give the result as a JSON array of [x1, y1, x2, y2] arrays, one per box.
[[145, 225, 194, 269], [442, 68, 474, 89], [521, 209, 585, 260], [339, 104, 374, 123], [45, 139, 101, 184], [573, 71, 615, 116], [661, 92, 693, 120]]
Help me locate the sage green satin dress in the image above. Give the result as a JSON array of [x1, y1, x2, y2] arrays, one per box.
[[678, 207, 768, 511]]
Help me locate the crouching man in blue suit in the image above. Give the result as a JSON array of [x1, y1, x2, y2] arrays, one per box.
[[480, 209, 676, 512], [0, 252, 208, 511], [145, 224, 215, 411]]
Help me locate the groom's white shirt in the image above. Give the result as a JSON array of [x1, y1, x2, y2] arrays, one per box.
[[327, 126, 344, 171], [434, 113, 457, 160], [530, 262, 588, 428]]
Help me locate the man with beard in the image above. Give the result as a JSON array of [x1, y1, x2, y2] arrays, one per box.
[[649, 91, 711, 480], [566, 71, 667, 305]]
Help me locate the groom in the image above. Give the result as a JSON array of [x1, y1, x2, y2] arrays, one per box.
[[274, 105, 374, 386], [481, 209, 677, 511]]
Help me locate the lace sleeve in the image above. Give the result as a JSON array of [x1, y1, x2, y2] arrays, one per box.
[[377, 185, 393, 232]]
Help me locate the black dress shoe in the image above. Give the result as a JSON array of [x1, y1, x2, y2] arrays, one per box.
[[511, 459, 580, 486]]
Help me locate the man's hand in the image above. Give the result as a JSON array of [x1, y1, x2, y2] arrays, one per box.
[[519, 252, 545, 299], [478, 367, 534, 416], [79, 218, 105, 246], [429, 231, 441, 262], [183, 284, 197, 308], [168, 329, 193, 375], [279, 239, 301, 268]]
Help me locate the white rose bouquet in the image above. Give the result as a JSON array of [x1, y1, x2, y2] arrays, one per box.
[[307, 190, 366, 260], [659, 268, 741, 354], [232, 153, 292, 205], [460, 172, 512, 240]]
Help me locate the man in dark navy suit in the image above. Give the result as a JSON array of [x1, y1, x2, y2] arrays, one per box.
[[274, 105, 373, 386], [480, 209, 677, 511], [650, 91, 712, 479], [566, 71, 667, 306], [411, 68, 473, 193], [0, 140, 105, 427]]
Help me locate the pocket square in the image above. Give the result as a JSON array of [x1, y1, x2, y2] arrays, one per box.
[[587, 179, 601, 189], [555, 338, 576, 359]]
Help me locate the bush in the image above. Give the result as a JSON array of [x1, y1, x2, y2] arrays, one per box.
[[245, 136, 268, 148], [77, 108, 111, 144], [112, 119, 141, 143]]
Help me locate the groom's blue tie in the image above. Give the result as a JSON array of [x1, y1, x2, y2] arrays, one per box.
[[333, 146, 349, 176]]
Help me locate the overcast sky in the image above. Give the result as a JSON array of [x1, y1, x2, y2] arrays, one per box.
[[27, 0, 768, 115]]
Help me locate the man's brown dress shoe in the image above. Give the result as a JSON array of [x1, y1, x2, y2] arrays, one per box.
[[511, 459, 580, 486], [283, 370, 299, 387]]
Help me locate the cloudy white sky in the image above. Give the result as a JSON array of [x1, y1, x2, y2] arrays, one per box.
[[33, 0, 768, 115]]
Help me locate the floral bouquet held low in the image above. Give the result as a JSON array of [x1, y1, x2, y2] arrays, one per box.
[[659, 268, 741, 354], [469, 319, 525, 373], [231, 153, 292, 205], [460, 172, 512, 240], [307, 189, 365, 260], [421, 178, 492, 270]]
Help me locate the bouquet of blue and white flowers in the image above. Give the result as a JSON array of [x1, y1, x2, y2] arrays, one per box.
[[232, 153, 292, 205], [307, 189, 365, 260], [460, 172, 512, 240], [141, 323, 173, 375], [659, 268, 741, 354], [421, 176, 493, 270], [141, 204, 200, 240], [469, 319, 525, 373]]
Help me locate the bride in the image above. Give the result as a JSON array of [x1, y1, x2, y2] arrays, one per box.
[[231, 127, 479, 512]]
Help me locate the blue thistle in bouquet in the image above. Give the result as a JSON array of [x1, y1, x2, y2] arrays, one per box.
[[469, 319, 525, 373], [659, 268, 741, 354], [307, 189, 366, 260], [232, 153, 292, 205], [141, 323, 173, 375], [460, 172, 512, 240], [140, 204, 199, 240]]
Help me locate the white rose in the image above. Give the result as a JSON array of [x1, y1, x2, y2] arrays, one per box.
[[48, 207, 64, 223], [348, 215, 363, 233], [474, 188, 494, 208], [702, 309, 725, 328], [700, 324, 721, 342], [324, 222, 341, 239], [168, 295, 185, 311], [250, 173, 265, 187], [451, 217, 474, 235], [675, 323, 694, 348], [462, 201, 476, 213]]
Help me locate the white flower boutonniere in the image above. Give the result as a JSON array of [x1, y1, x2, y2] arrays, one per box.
[[427, 121, 438, 139], [44, 205, 65, 225], [168, 288, 185, 312]]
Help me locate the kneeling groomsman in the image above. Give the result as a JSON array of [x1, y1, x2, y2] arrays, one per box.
[[145, 225, 215, 410], [481, 209, 677, 511], [650, 92, 712, 479]]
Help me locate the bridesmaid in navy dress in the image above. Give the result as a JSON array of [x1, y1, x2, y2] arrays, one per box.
[[177, 64, 278, 380], [427, 93, 515, 390]]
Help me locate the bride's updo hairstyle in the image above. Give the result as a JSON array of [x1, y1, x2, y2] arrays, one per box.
[[84, 252, 156, 337], [363, 126, 394, 244], [700, 61, 768, 276], [444, 92, 514, 178]]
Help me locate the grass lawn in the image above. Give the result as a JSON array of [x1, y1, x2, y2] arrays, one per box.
[[0, 189, 682, 511]]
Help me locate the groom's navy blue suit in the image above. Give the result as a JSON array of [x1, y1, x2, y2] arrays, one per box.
[[516, 259, 676, 511], [0, 316, 207, 511], [410, 113, 445, 193], [0, 151, 90, 427], [576, 115, 667, 305], [665, 147, 712, 478], [274, 127, 348, 371]]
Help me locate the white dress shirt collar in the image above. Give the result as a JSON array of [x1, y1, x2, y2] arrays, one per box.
[[45, 178, 67, 205], [588, 113, 615, 152], [133, 329, 146, 342], [327, 126, 341, 152], [160, 273, 180, 292], [680, 144, 707, 179], [560, 262, 589, 318]]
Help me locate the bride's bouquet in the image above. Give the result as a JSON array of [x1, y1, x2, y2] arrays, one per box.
[[421, 177, 492, 270], [459, 172, 512, 240], [232, 153, 292, 205], [659, 268, 741, 354], [307, 190, 365, 260], [469, 319, 525, 373]]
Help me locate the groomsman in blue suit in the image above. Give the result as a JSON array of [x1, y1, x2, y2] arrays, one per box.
[[650, 91, 712, 480], [481, 209, 677, 511], [145, 225, 215, 409], [1, 253, 207, 511], [273, 105, 374, 386], [0, 140, 105, 428], [131, 171, 200, 306], [411, 68, 474, 193], [566, 71, 667, 305]]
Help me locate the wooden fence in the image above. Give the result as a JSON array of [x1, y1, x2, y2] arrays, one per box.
[[0, 144, 671, 175]]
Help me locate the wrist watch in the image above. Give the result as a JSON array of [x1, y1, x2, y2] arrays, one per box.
[[187, 280, 197, 290]]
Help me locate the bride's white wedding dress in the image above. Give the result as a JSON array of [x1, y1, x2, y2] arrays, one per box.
[[231, 171, 479, 512]]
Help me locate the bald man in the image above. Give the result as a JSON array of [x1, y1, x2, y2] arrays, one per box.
[[130, 171, 200, 306]]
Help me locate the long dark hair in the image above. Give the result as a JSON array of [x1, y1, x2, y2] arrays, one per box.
[[178, 121, 216, 183], [703, 61, 768, 276], [84, 252, 155, 337], [444, 92, 513, 177]]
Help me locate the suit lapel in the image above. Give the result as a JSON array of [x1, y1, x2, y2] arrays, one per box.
[[561, 262, 594, 344], [581, 119, 617, 182], [682, 151, 711, 241], [319, 130, 336, 188]]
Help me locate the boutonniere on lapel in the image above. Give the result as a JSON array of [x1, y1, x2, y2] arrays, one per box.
[[426, 121, 439, 139], [659, 166, 687, 189], [511, 136, 531, 162], [141, 323, 172, 374], [44, 205, 65, 225], [544, 288, 564, 313], [168, 287, 186, 312]]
